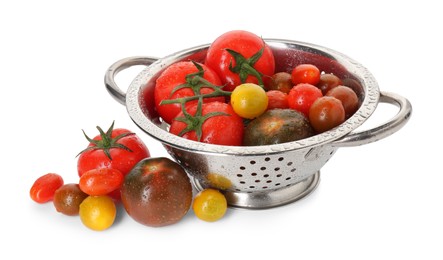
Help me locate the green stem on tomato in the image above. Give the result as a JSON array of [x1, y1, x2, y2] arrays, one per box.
[[226, 47, 265, 88]]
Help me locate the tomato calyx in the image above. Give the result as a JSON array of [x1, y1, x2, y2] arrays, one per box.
[[160, 61, 231, 106], [173, 97, 229, 141], [77, 121, 134, 160], [226, 47, 265, 88]]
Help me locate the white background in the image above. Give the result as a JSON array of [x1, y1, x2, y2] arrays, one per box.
[[1, 1, 441, 259]]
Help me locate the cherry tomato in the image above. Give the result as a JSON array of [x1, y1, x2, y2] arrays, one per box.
[[268, 72, 293, 93], [53, 183, 88, 216], [154, 61, 225, 124], [205, 30, 275, 91], [326, 85, 359, 118], [341, 78, 365, 101], [193, 188, 227, 222], [309, 96, 345, 133], [266, 90, 289, 110], [317, 73, 343, 95], [77, 122, 150, 178], [79, 168, 124, 196], [169, 101, 244, 146], [231, 83, 268, 119], [79, 195, 116, 231], [291, 64, 321, 86], [287, 83, 323, 117], [30, 173, 64, 203]]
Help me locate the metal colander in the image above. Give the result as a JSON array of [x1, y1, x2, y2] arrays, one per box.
[[104, 39, 412, 209]]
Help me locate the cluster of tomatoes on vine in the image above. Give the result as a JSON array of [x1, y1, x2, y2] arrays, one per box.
[[153, 30, 361, 146]]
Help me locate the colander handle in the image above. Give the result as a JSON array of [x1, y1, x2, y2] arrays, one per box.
[[104, 56, 158, 105], [332, 91, 412, 147]]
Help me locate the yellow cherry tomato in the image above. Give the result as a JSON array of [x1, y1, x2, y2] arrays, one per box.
[[230, 83, 268, 119], [192, 188, 227, 222], [79, 195, 116, 231]]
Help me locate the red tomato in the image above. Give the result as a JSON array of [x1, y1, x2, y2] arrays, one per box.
[[287, 83, 323, 117], [309, 96, 345, 133], [266, 90, 289, 110], [30, 173, 64, 203], [169, 101, 244, 146], [205, 30, 275, 91], [77, 122, 150, 177], [154, 61, 225, 124], [291, 64, 321, 86], [79, 168, 124, 196]]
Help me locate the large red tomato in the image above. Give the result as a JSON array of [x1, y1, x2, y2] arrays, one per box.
[[205, 30, 275, 91], [169, 101, 244, 146], [77, 122, 150, 178], [154, 61, 225, 124]]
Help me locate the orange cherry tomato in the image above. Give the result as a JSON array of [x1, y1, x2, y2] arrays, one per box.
[[79, 168, 124, 196], [30, 173, 64, 203]]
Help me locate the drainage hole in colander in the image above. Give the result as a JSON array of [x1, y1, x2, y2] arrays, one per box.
[[237, 174, 243, 177], [250, 160, 256, 165], [290, 168, 296, 172], [285, 177, 291, 181], [266, 180, 272, 183], [275, 183, 281, 186], [287, 161, 293, 166], [240, 166, 246, 170], [263, 174, 269, 178], [265, 157, 271, 162], [260, 167, 266, 171], [240, 181, 245, 184], [262, 186, 268, 189], [277, 174, 282, 177], [249, 186, 255, 189], [274, 167, 280, 171], [278, 157, 284, 161], [251, 172, 257, 176]]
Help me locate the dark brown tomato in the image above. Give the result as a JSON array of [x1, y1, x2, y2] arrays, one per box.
[[326, 85, 359, 118], [53, 184, 89, 216], [243, 109, 314, 146], [121, 157, 193, 227], [317, 73, 342, 95], [341, 78, 365, 102], [268, 72, 293, 94]]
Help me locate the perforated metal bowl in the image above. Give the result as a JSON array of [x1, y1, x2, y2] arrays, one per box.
[[105, 39, 412, 209]]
